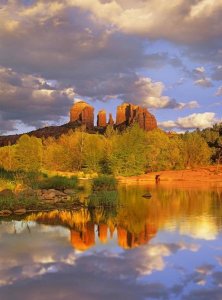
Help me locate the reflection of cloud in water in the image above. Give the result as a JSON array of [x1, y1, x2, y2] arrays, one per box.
[[0, 220, 222, 299], [0, 221, 204, 300], [179, 216, 218, 240], [217, 257, 222, 266]]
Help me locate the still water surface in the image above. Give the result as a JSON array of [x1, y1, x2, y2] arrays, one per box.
[[0, 184, 222, 300]]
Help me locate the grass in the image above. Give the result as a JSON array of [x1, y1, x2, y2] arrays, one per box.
[[0, 193, 81, 212], [33, 175, 78, 190], [0, 168, 79, 191], [88, 191, 118, 208], [92, 175, 117, 191], [0, 195, 38, 211]]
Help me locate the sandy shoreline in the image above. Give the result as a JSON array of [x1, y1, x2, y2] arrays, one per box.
[[117, 166, 222, 188]]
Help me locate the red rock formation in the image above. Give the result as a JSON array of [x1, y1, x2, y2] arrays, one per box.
[[108, 113, 114, 126], [97, 110, 107, 127], [116, 103, 128, 125], [70, 101, 94, 129], [116, 103, 157, 131]]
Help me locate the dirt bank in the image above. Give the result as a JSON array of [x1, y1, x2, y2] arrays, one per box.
[[117, 166, 222, 187]]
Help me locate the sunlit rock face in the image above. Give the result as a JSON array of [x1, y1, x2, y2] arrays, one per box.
[[116, 103, 130, 125], [97, 110, 107, 128], [108, 113, 114, 126], [116, 103, 157, 131], [70, 101, 94, 129]]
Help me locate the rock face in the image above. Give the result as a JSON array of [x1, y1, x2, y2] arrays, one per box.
[[97, 110, 106, 127], [116, 103, 157, 131], [116, 103, 129, 125], [108, 113, 114, 126], [70, 101, 94, 129]]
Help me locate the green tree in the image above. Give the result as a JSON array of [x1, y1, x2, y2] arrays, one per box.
[[83, 134, 105, 172], [15, 135, 43, 172], [182, 131, 211, 168], [110, 125, 148, 176], [0, 145, 17, 170]]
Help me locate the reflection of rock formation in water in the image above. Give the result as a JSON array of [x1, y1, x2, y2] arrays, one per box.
[[98, 223, 108, 243], [70, 222, 95, 251], [24, 187, 222, 251], [117, 223, 157, 249], [25, 209, 157, 251]]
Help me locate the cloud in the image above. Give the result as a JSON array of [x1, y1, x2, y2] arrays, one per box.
[[193, 67, 205, 74], [192, 66, 213, 88], [194, 78, 213, 88], [0, 67, 74, 132], [159, 112, 219, 130], [215, 86, 222, 96], [56, 0, 222, 45], [212, 65, 222, 80], [0, 0, 220, 133]]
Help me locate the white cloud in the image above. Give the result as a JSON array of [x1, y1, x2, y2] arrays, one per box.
[[194, 66, 205, 74], [194, 78, 213, 88], [159, 112, 219, 130]]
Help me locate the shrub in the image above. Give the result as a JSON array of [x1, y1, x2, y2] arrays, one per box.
[[88, 191, 118, 207], [35, 175, 78, 190], [92, 175, 117, 191]]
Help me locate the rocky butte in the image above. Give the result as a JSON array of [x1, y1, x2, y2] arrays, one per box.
[[0, 101, 157, 146], [70, 101, 157, 131]]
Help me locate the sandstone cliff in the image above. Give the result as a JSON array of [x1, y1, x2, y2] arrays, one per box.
[[97, 110, 106, 127], [116, 103, 157, 131], [70, 101, 94, 129]]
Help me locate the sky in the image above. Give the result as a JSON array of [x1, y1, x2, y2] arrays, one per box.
[[0, 0, 222, 135]]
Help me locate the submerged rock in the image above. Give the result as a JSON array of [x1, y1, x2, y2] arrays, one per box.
[[142, 192, 152, 199]]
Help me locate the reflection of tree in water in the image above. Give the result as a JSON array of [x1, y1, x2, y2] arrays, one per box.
[[25, 186, 222, 251]]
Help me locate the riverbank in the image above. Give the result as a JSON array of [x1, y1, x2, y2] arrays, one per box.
[[117, 165, 222, 186]]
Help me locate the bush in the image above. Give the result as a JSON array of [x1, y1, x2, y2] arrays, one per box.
[[88, 191, 118, 207], [92, 176, 117, 191], [35, 175, 78, 190], [0, 195, 38, 211]]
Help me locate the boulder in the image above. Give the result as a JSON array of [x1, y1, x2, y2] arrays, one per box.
[[0, 210, 12, 216], [0, 189, 14, 197], [142, 192, 152, 199], [14, 208, 27, 215], [64, 189, 77, 195]]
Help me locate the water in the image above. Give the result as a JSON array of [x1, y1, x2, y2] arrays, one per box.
[[0, 184, 222, 300]]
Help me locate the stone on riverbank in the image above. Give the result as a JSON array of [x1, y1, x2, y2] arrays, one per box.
[[0, 189, 14, 197], [14, 208, 27, 215], [0, 210, 12, 216]]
